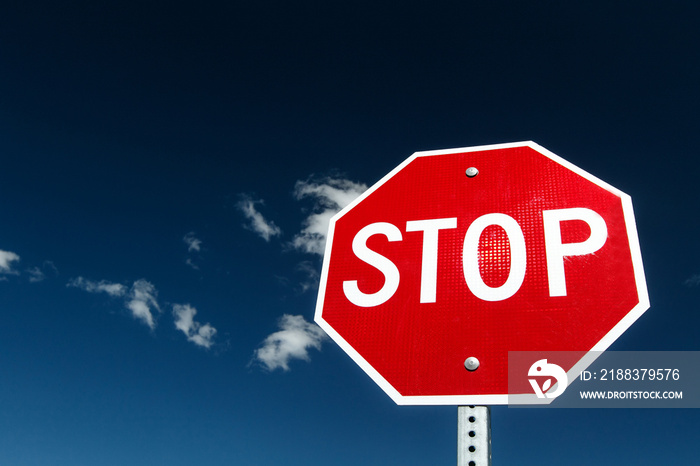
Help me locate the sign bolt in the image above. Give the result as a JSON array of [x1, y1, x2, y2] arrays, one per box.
[[465, 167, 479, 178], [464, 357, 480, 371]]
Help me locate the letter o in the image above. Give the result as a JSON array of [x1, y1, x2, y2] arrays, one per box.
[[462, 213, 526, 301]]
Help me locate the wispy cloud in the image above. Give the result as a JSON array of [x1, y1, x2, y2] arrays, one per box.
[[127, 279, 160, 330], [252, 314, 327, 371], [69, 276, 221, 347], [290, 176, 367, 255], [172, 303, 217, 348], [295, 260, 320, 293], [0, 249, 20, 275], [684, 274, 700, 287], [27, 267, 45, 283], [183, 232, 202, 252], [68, 277, 160, 329], [27, 261, 58, 283], [68, 276, 128, 297], [237, 194, 282, 242], [0, 251, 57, 283], [183, 232, 203, 270]]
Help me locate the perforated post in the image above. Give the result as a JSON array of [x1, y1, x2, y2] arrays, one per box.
[[458, 405, 491, 466]]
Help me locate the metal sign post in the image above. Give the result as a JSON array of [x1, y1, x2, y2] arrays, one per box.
[[458, 405, 491, 466]]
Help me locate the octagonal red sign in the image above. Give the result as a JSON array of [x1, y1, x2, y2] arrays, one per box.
[[315, 142, 649, 405]]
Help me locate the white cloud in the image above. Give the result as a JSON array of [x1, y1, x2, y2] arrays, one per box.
[[68, 277, 221, 349], [291, 177, 367, 255], [237, 194, 282, 242], [0, 249, 20, 275], [294, 177, 368, 210], [68, 276, 127, 297], [68, 277, 160, 329], [252, 314, 327, 371], [127, 279, 160, 330], [172, 303, 217, 348], [183, 232, 202, 252]]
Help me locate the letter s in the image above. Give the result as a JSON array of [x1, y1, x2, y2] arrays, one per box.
[[343, 222, 402, 307]]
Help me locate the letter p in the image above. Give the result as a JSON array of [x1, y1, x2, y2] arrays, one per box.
[[542, 208, 607, 297]]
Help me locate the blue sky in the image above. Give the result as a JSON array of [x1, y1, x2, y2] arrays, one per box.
[[1, 1, 699, 464]]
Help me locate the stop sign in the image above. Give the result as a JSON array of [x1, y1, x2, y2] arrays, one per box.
[[315, 141, 649, 405]]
